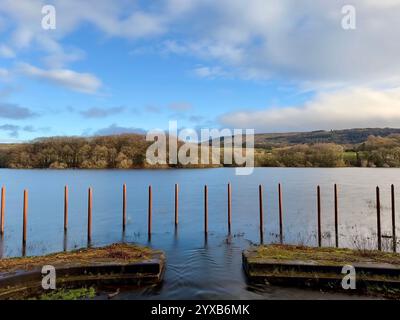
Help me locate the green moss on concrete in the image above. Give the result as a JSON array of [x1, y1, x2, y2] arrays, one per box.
[[248, 244, 400, 266], [0, 243, 159, 273], [33, 287, 96, 300]]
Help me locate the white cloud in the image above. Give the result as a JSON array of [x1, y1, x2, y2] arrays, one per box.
[[52, 1, 169, 39], [0, 0, 170, 70], [43, 50, 85, 69], [160, 0, 400, 87], [118, 12, 165, 38], [19, 63, 102, 94], [193, 66, 227, 79], [1, 0, 400, 129], [2, 0, 400, 87], [0, 68, 9, 78], [0, 44, 15, 58], [0, 0, 171, 43], [219, 87, 400, 132]]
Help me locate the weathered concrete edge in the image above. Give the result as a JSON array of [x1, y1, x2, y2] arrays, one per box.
[[243, 247, 400, 289], [0, 255, 165, 299]]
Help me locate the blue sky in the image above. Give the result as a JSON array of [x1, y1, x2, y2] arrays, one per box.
[[0, 0, 400, 141]]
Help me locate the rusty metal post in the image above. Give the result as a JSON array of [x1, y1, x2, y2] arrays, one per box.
[[259, 185, 264, 244], [376, 186, 382, 251], [228, 183, 232, 234], [278, 183, 283, 244], [148, 185, 152, 238], [334, 184, 339, 248], [204, 185, 208, 234], [64, 185, 68, 231], [0, 186, 5, 235], [22, 190, 28, 247], [122, 184, 127, 231], [175, 184, 179, 226], [317, 185, 322, 247], [392, 184, 397, 253], [87, 187, 92, 242]]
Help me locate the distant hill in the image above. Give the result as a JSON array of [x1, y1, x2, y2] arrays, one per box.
[[247, 128, 400, 148]]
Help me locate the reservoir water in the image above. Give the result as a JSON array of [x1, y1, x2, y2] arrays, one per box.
[[0, 168, 398, 299]]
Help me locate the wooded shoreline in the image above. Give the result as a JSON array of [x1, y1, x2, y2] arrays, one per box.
[[1, 129, 400, 169]]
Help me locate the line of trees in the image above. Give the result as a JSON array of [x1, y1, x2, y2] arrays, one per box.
[[255, 134, 400, 168], [255, 143, 345, 167], [355, 134, 400, 167], [1, 133, 400, 169], [0, 135, 150, 169]]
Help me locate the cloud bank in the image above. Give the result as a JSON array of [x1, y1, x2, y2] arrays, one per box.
[[220, 87, 400, 132], [2, 0, 400, 87], [1, 0, 400, 134]]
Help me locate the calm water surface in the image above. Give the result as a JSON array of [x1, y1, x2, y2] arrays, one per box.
[[0, 168, 398, 299]]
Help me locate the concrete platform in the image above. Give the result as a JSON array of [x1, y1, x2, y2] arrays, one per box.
[[243, 245, 400, 298], [0, 243, 165, 299]]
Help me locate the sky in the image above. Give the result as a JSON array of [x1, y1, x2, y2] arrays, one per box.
[[0, 0, 400, 141]]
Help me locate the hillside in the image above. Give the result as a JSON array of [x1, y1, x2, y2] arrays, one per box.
[[252, 128, 400, 148]]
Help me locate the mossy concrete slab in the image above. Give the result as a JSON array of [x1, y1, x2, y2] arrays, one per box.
[[243, 245, 400, 298], [0, 243, 165, 299]]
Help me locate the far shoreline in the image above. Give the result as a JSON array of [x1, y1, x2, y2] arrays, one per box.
[[0, 166, 399, 170]]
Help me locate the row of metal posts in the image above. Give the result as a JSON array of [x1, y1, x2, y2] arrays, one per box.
[[0, 184, 397, 253]]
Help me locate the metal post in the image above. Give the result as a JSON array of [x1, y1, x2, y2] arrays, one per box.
[[334, 184, 339, 248], [148, 185, 152, 238], [278, 183, 283, 244], [175, 184, 179, 226], [122, 184, 127, 231], [228, 183, 232, 234], [64, 185, 68, 231], [392, 184, 397, 253], [22, 190, 28, 246], [0, 186, 5, 235], [259, 185, 264, 244], [376, 186, 382, 251], [204, 185, 208, 234], [317, 185, 322, 247], [88, 187, 92, 242]]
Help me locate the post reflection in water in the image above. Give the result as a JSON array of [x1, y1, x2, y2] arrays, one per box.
[[63, 231, 68, 252], [0, 234, 3, 259]]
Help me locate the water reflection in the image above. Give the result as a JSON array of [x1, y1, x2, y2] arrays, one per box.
[[63, 231, 68, 252], [0, 234, 3, 259]]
